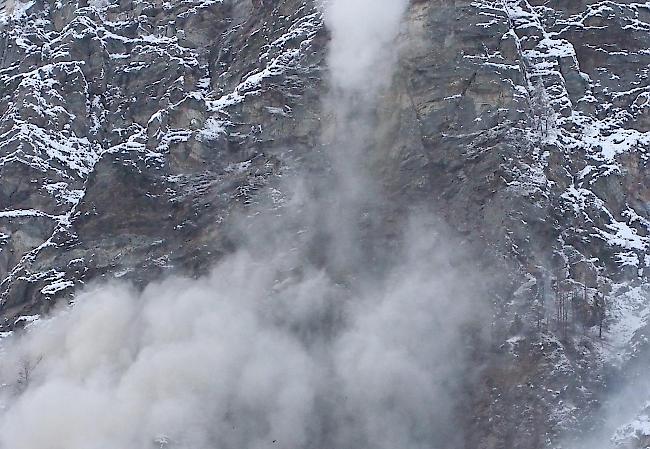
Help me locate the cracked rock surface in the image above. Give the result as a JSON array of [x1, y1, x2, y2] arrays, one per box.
[[1, 0, 650, 447]]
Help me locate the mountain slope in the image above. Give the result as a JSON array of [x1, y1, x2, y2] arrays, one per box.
[[1, 0, 650, 447]]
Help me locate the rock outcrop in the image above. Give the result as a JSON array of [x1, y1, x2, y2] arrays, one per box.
[[1, 0, 649, 447]]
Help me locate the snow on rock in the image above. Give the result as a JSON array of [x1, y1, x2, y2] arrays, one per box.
[[604, 284, 650, 365]]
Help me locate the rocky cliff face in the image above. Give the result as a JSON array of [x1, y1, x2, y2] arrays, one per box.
[[1, 0, 650, 448]]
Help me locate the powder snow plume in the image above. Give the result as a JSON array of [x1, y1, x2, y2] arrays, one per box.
[[0, 1, 487, 448]]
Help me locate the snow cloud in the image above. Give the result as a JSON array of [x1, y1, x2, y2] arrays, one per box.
[[0, 226, 483, 449], [324, 0, 409, 94], [0, 1, 487, 448], [316, 0, 412, 273]]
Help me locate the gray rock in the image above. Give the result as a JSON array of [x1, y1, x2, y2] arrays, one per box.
[[0, 0, 649, 447]]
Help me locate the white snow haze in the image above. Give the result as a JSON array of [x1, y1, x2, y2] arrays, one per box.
[[0, 1, 487, 448], [324, 0, 409, 94]]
